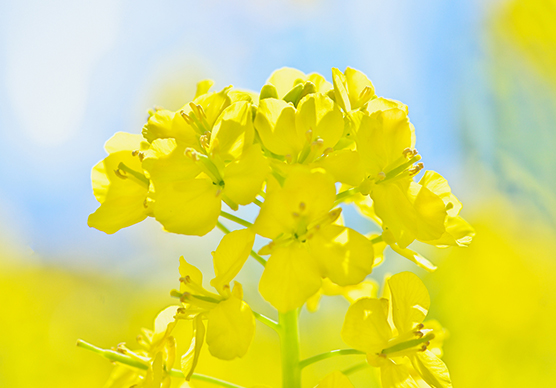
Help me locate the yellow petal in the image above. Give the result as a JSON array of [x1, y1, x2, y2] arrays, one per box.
[[206, 289, 255, 360], [142, 109, 198, 146], [341, 297, 392, 353], [386, 241, 437, 272], [181, 315, 205, 381], [419, 215, 475, 248], [366, 97, 408, 116], [316, 149, 365, 186], [210, 228, 255, 295], [223, 144, 269, 206], [296, 93, 344, 152], [380, 360, 420, 388], [142, 138, 202, 182], [410, 350, 452, 388], [209, 101, 255, 161], [195, 79, 214, 98], [179, 256, 204, 291], [418, 171, 462, 218], [331, 68, 351, 112], [191, 86, 232, 129], [344, 67, 376, 110], [87, 195, 148, 234], [259, 244, 322, 313], [356, 109, 412, 177], [153, 178, 221, 236], [254, 167, 336, 239], [152, 306, 180, 350], [314, 371, 355, 388], [254, 98, 304, 156], [307, 72, 333, 94], [309, 225, 374, 286], [104, 132, 149, 154], [266, 67, 307, 99], [388, 272, 430, 334]]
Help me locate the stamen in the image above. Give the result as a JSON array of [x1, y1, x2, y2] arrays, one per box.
[[285, 154, 293, 163], [299, 202, 306, 211], [322, 147, 334, 157], [311, 138, 324, 149], [184, 147, 200, 161], [377, 172, 386, 181], [180, 110, 194, 125], [305, 129, 313, 143], [114, 169, 127, 179]]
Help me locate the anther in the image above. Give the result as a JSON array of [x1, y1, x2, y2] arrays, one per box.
[[114, 169, 128, 179], [359, 86, 373, 101], [415, 331, 424, 338], [415, 323, 425, 330], [143, 199, 149, 209], [403, 148, 413, 158], [419, 345, 427, 352], [312, 138, 324, 148], [299, 202, 306, 211], [377, 171, 386, 181], [184, 147, 200, 161], [132, 150, 140, 157], [285, 154, 293, 163], [322, 147, 334, 157], [180, 110, 194, 125], [292, 212, 300, 218], [305, 129, 313, 142]]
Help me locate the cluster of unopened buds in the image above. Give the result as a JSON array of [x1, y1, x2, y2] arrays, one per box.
[[79, 67, 474, 388]]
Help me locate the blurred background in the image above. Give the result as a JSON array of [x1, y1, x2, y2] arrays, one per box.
[[1, 0, 556, 386]]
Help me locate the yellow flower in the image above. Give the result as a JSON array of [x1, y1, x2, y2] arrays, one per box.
[[341, 272, 452, 388], [143, 100, 269, 236], [331, 67, 376, 113], [104, 305, 181, 388], [254, 167, 374, 312], [88, 132, 152, 234], [263, 67, 332, 104], [174, 251, 255, 378]]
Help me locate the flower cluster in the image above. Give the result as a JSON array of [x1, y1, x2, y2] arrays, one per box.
[[85, 67, 474, 388]]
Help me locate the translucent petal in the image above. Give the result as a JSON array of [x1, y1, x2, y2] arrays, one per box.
[[210, 228, 255, 295], [87, 194, 148, 234], [153, 178, 221, 236], [296, 93, 344, 151], [410, 350, 452, 388], [366, 97, 408, 115], [315, 371, 355, 388], [142, 109, 198, 146], [356, 109, 412, 176], [344, 67, 376, 110], [341, 297, 392, 353], [316, 149, 365, 186], [266, 67, 307, 99], [192, 86, 232, 129], [179, 257, 204, 290], [142, 138, 201, 182], [254, 98, 304, 156], [223, 144, 269, 206], [152, 306, 180, 349], [104, 132, 149, 154], [309, 225, 374, 286], [259, 244, 322, 313], [380, 360, 420, 388], [331, 67, 351, 112], [388, 272, 430, 334], [206, 290, 255, 360], [181, 316, 205, 381], [418, 171, 462, 217], [209, 101, 255, 161], [254, 167, 336, 239]]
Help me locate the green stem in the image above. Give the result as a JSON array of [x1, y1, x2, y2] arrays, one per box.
[[220, 211, 253, 228], [278, 310, 301, 388], [253, 198, 264, 207], [118, 162, 150, 188], [341, 362, 369, 376], [77, 339, 246, 388], [334, 187, 360, 205], [379, 155, 421, 184], [299, 349, 365, 369], [252, 310, 280, 331]]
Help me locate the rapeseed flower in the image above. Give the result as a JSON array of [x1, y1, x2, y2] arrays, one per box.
[[342, 272, 451, 388]]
